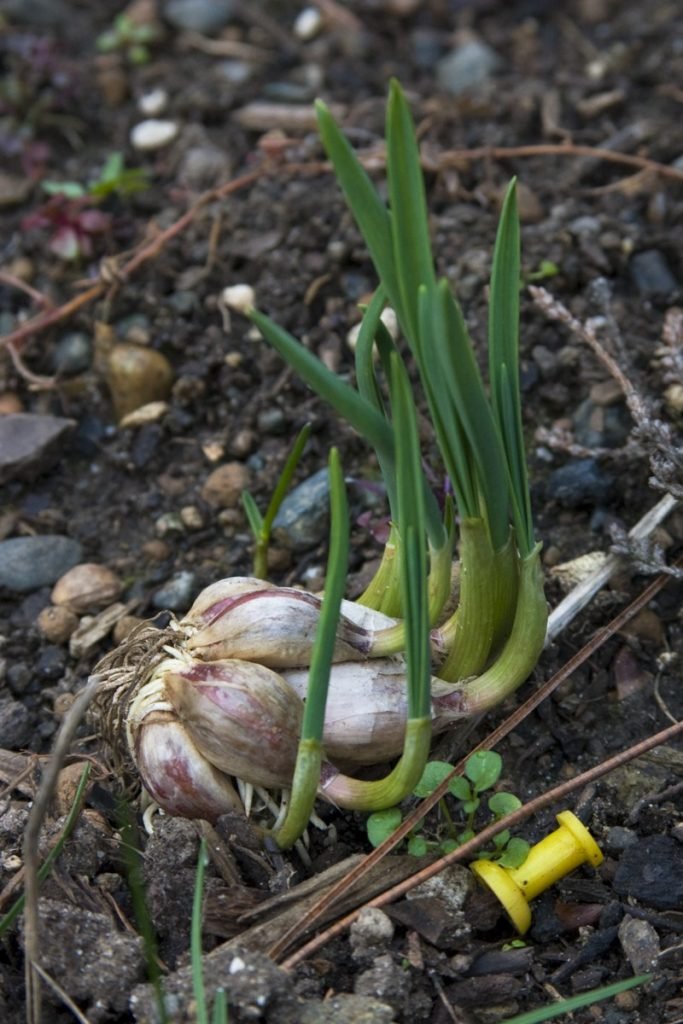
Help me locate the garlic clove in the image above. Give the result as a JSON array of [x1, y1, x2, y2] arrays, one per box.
[[184, 586, 370, 668], [182, 576, 275, 627], [134, 713, 243, 821], [163, 658, 303, 789]]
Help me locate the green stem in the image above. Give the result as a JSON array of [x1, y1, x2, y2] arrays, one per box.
[[357, 522, 403, 616], [272, 740, 323, 850], [457, 545, 547, 713], [435, 518, 498, 682], [319, 717, 432, 811]]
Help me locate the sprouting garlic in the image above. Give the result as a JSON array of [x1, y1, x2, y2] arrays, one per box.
[[183, 585, 372, 668], [183, 575, 275, 626], [163, 657, 303, 789]]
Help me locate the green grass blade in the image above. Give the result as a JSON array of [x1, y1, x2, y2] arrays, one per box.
[[489, 180, 533, 555], [192, 838, 209, 1024], [354, 288, 388, 416], [250, 308, 395, 469], [386, 79, 436, 342], [498, 975, 651, 1024], [261, 422, 312, 534], [435, 280, 511, 550], [211, 989, 228, 1024], [315, 100, 403, 324], [241, 490, 263, 537]]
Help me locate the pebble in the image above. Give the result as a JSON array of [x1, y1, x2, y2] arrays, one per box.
[[294, 7, 323, 41], [138, 88, 169, 117], [52, 331, 92, 376], [350, 908, 395, 960], [299, 994, 395, 1024], [130, 119, 180, 152], [272, 467, 330, 553], [0, 413, 75, 484], [546, 458, 613, 508], [603, 826, 639, 855], [215, 59, 252, 85], [257, 408, 286, 435], [618, 915, 661, 975], [354, 953, 409, 1008], [436, 37, 501, 95], [51, 563, 123, 614], [0, 697, 32, 750], [37, 605, 79, 645], [179, 145, 232, 190], [0, 536, 82, 593], [629, 250, 679, 296], [613, 835, 683, 910], [119, 401, 169, 428], [201, 462, 251, 508], [152, 570, 197, 612], [220, 284, 255, 314], [106, 343, 174, 421], [164, 0, 235, 33], [154, 512, 186, 536], [0, 171, 33, 207]]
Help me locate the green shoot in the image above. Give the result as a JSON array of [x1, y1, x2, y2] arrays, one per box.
[[192, 838, 209, 1024], [498, 975, 651, 1024], [271, 447, 349, 848], [43, 152, 150, 202], [96, 14, 158, 65], [242, 422, 312, 578]]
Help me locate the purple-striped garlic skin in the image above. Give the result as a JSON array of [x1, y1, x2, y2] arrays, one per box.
[[182, 576, 275, 627], [283, 659, 467, 766], [183, 587, 372, 668], [163, 658, 303, 789], [134, 713, 243, 820]]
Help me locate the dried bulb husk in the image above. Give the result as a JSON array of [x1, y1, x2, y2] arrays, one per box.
[[283, 659, 468, 766], [124, 660, 243, 820], [163, 657, 303, 789], [183, 586, 373, 668]]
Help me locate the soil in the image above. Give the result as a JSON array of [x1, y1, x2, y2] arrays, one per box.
[[1, 1, 683, 1022]]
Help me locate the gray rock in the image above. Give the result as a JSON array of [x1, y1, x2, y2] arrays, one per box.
[[603, 826, 639, 854], [257, 408, 287, 435], [572, 398, 630, 448], [272, 468, 330, 553], [0, 696, 32, 749], [546, 458, 613, 508], [164, 0, 235, 34], [436, 39, 501, 95], [179, 145, 232, 190], [0, 536, 82, 593], [152, 570, 197, 611], [618, 915, 661, 974], [0, 413, 75, 484], [53, 331, 92, 375], [354, 953, 410, 1010], [350, 907, 395, 961], [629, 250, 679, 296]]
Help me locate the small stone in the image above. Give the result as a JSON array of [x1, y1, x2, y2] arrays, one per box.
[[179, 145, 231, 190], [299, 994, 396, 1024], [142, 539, 171, 560], [37, 605, 79, 644], [629, 250, 678, 296], [138, 88, 168, 117], [407, 864, 472, 914], [572, 397, 630, 448], [0, 536, 82, 592], [164, 0, 235, 33], [112, 614, 144, 645], [436, 37, 501, 95], [180, 505, 204, 529], [257, 408, 286, 435], [546, 458, 613, 507], [201, 462, 250, 508], [0, 171, 32, 208], [354, 953, 409, 1009], [0, 414, 75, 484], [0, 696, 32, 749], [350, 908, 395, 960], [52, 563, 123, 613], [664, 383, 683, 416], [152, 571, 197, 612], [294, 7, 323, 41], [155, 512, 185, 536], [130, 119, 179, 152], [106, 343, 174, 421], [220, 284, 255, 314], [272, 468, 330, 553], [603, 826, 638, 855], [618, 915, 660, 974], [52, 332, 92, 375]]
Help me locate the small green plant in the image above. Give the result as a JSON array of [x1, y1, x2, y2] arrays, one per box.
[[42, 151, 150, 201], [524, 258, 559, 284], [96, 15, 159, 66], [366, 751, 530, 867], [192, 838, 229, 1024], [242, 423, 312, 578]]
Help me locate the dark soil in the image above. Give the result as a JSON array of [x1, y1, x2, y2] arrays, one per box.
[[1, 1, 682, 1022]]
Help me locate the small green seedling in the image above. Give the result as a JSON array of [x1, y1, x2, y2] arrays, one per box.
[[43, 151, 150, 201], [524, 258, 559, 284], [366, 751, 529, 868], [192, 838, 229, 1024], [242, 423, 312, 579], [96, 14, 158, 65]]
